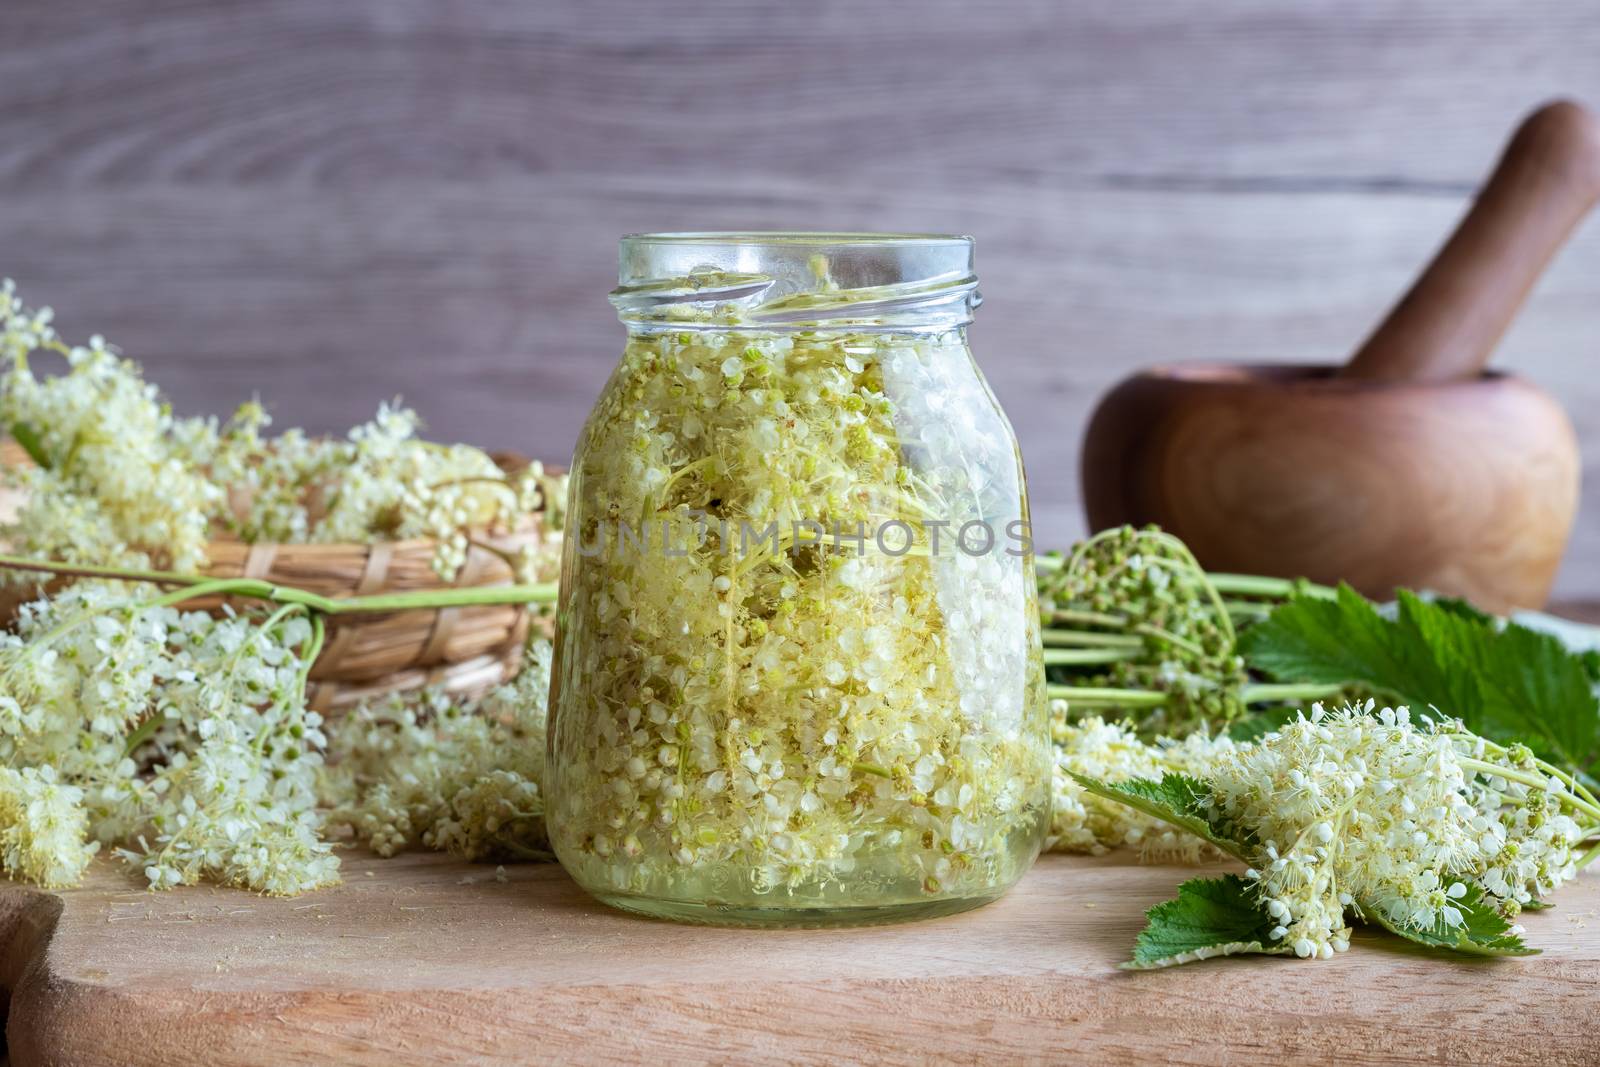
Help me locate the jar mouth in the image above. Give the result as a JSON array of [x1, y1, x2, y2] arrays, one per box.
[[612, 232, 979, 331], [622, 231, 972, 247]]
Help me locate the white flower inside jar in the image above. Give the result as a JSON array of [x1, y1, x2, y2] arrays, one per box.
[[546, 233, 1049, 925]]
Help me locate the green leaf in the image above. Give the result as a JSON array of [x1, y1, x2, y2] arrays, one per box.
[[1578, 649, 1600, 688], [1429, 596, 1497, 627], [7, 420, 49, 469], [1361, 884, 1538, 957], [1128, 875, 1289, 969], [1240, 584, 1452, 703], [1399, 591, 1599, 773], [1225, 707, 1299, 742], [1069, 772, 1249, 860], [1242, 583, 1600, 773]]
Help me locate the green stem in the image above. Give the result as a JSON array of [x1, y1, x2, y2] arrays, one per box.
[[1038, 546, 1336, 604], [1042, 629, 1144, 649], [316, 584, 559, 614], [1459, 756, 1600, 824], [1239, 682, 1347, 705], [1527, 755, 1600, 815], [1042, 648, 1139, 667], [1048, 608, 1129, 628], [1473, 737, 1600, 814], [1044, 685, 1166, 709], [146, 578, 271, 611], [1046, 681, 1345, 711], [0, 554, 557, 614], [1551, 765, 1600, 816], [120, 710, 165, 758], [1132, 622, 1206, 657], [1207, 573, 1338, 602], [1577, 839, 1600, 871], [1147, 531, 1238, 647], [244, 604, 310, 757], [0, 553, 205, 588], [297, 614, 326, 706]]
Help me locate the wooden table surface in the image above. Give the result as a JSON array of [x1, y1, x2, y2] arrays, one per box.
[[3, 850, 1597, 1065]]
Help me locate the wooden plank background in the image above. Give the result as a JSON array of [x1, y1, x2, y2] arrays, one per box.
[[4, 1, 1600, 590]]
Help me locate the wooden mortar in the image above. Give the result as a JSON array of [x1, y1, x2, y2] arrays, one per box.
[[1082, 101, 1600, 612]]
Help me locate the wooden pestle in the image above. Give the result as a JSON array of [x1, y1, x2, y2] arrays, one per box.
[[1082, 100, 1600, 609], [1343, 100, 1600, 382]]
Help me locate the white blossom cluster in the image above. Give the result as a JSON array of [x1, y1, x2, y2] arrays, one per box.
[[1206, 703, 1588, 958], [0, 280, 556, 582], [0, 764, 94, 888], [1050, 700, 1597, 959], [0, 281, 222, 573], [547, 326, 1052, 909], [321, 640, 554, 862], [211, 399, 558, 580], [0, 581, 337, 894]]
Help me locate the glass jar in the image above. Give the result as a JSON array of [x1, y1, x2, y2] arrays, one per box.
[[547, 233, 1048, 926]]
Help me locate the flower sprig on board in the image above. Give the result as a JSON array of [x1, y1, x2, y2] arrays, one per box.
[[0, 553, 556, 894], [1073, 702, 1599, 967]]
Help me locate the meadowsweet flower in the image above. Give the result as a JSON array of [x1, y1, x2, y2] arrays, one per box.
[[0, 580, 336, 894], [0, 765, 98, 888], [321, 640, 554, 862], [0, 281, 556, 582], [1061, 699, 1599, 963], [1201, 702, 1591, 957]]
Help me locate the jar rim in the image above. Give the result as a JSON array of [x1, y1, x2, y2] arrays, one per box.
[[621, 231, 972, 248], [613, 232, 979, 330]]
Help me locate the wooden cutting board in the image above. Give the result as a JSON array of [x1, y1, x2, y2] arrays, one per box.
[[3, 850, 1597, 1065]]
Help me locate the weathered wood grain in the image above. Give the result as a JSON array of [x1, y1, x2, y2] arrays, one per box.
[[3, 0, 1600, 590], [6, 1, 1600, 189], [3, 852, 1598, 1065]]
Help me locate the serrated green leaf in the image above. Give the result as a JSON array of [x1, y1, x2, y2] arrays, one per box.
[[1242, 583, 1600, 774], [1069, 772, 1250, 860], [1429, 596, 1497, 627], [1398, 591, 1599, 773], [1128, 875, 1289, 968], [1361, 884, 1538, 957], [1241, 584, 1453, 703]]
